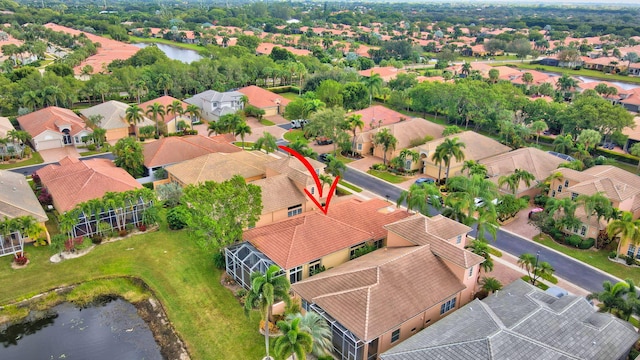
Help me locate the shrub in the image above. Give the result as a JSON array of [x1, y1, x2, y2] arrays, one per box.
[[90, 235, 103, 245], [235, 289, 247, 298], [578, 238, 595, 249], [351, 243, 376, 259], [534, 194, 548, 206], [609, 251, 617, 259], [259, 320, 279, 334], [138, 224, 147, 232], [118, 229, 128, 237], [566, 235, 581, 247], [626, 255, 635, 265], [371, 163, 387, 171], [38, 188, 53, 206], [213, 250, 226, 269], [167, 205, 189, 230], [13, 253, 28, 266], [87, 144, 97, 151]]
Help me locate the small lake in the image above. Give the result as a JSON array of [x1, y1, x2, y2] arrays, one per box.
[[133, 42, 203, 64], [0, 298, 162, 360], [540, 71, 639, 90]]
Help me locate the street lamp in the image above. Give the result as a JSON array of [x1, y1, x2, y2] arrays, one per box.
[[533, 251, 541, 285]]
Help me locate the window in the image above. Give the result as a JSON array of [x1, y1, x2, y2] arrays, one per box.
[[74, 136, 79, 143], [468, 267, 474, 277], [301, 299, 310, 311], [628, 245, 636, 257], [310, 187, 315, 195], [440, 297, 456, 315], [287, 204, 302, 217], [357, 143, 362, 151], [571, 192, 578, 200], [573, 224, 579, 233], [564, 180, 569, 188], [289, 266, 302, 284], [551, 190, 556, 198], [349, 242, 366, 259], [580, 226, 587, 236], [373, 239, 383, 249], [391, 329, 400, 343], [308, 259, 321, 277], [557, 185, 563, 193], [405, 160, 412, 169], [456, 235, 462, 244]]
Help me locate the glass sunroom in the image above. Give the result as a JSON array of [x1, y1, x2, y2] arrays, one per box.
[[225, 242, 276, 289]]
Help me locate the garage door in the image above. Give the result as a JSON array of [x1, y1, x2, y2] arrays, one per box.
[[36, 139, 63, 150]]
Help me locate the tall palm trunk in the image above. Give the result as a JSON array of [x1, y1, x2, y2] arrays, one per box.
[[265, 306, 271, 359]]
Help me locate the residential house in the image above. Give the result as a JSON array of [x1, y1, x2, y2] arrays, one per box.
[[351, 105, 411, 134], [142, 134, 240, 177], [354, 118, 444, 166], [184, 90, 245, 122], [36, 156, 143, 213], [619, 88, 640, 113], [0, 170, 49, 257], [255, 43, 311, 57], [629, 63, 640, 76], [225, 198, 410, 289], [583, 56, 627, 74], [381, 280, 639, 360], [358, 66, 407, 82], [237, 85, 290, 117], [17, 107, 93, 151], [0, 116, 21, 157], [138, 96, 190, 134], [291, 213, 482, 360], [79, 100, 154, 142], [480, 147, 567, 197], [548, 165, 640, 245], [416, 131, 511, 179], [622, 116, 640, 151], [0, 116, 13, 139]]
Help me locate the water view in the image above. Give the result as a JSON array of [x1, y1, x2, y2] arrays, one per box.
[[0, 298, 162, 360], [133, 42, 203, 64]]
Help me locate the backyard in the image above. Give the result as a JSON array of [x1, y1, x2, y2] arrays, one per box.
[[0, 219, 264, 360]]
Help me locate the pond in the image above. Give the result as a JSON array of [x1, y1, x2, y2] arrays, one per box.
[[133, 42, 203, 64], [0, 298, 162, 360], [540, 71, 639, 90]]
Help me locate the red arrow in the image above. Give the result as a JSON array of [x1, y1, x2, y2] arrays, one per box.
[[278, 145, 340, 215]]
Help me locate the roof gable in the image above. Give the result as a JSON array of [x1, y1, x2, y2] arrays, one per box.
[[17, 107, 90, 137], [237, 85, 291, 109], [142, 135, 241, 168]]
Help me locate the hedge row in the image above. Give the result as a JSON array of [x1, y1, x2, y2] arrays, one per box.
[[594, 148, 639, 165]]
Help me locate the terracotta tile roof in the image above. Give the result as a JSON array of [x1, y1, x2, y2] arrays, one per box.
[[252, 174, 308, 214], [326, 198, 410, 240], [255, 43, 311, 56], [44, 23, 139, 75], [0, 116, 14, 138], [36, 156, 142, 212], [358, 118, 444, 148], [245, 211, 374, 269], [352, 105, 409, 132], [0, 170, 48, 223], [417, 131, 511, 167], [555, 167, 595, 183], [584, 56, 622, 66], [165, 150, 274, 185], [358, 67, 406, 82], [292, 245, 466, 341], [384, 215, 483, 268], [142, 135, 241, 168], [568, 177, 640, 202], [138, 96, 188, 123], [17, 106, 91, 138], [238, 85, 291, 109], [622, 116, 640, 141], [264, 156, 324, 187]]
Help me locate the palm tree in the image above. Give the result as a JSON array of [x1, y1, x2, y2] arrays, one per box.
[[167, 100, 184, 121], [253, 132, 278, 154], [217, 113, 245, 134], [244, 265, 290, 360], [461, 160, 487, 177], [145, 102, 166, 136], [288, 140, 317, 158], [552, 134, 574, 154], [397, 183, 442, 216], [607, 211, 640, 257], [326, 157, 346, 178], [157, 73, 172, 96], [465, 240, 494, 275], [530, 120, 548, 145], [517, 252, 553, 286], [372, 128, 397, 166], [125, 104, 145, 136], [436, 137, 466, 183], [362, 72, 383, 106], [285, 312, 332, 357], [587, 279, 635, 318], [480, 277, 503, 294], [576, 192, 612, 247], [522, 72, 534, 90], [274, 317, 314, 360], [498, 169, 536, 195], [346, 113, 364, 153], [207, 121, 220, 136], [577, 129, 602, 153], [234, 121, 252, 148], [397, 148, 419, 172], [447, 174, 499, 223], [185, 104, 202, 124]]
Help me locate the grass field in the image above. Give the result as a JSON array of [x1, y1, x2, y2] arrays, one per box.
[[506, 63, 640, 84], [338, 180, 362, 193], [283, 129, 308, 144], [280, 92, 299, 101], [366, 170, 407, 184], [128, 36, 204, 52], [0, 220, 264, 360], [0, 152, 44, 170]]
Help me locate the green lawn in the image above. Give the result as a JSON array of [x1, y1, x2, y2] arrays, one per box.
[[233, 141, 255, 149], [259, 119, 275, 126], [0, 152, 44, 170], [335, 154, 355, 164], [283, 129, 308, 144], [128, 36, 204, 52], [0, 222, 263, 360], [533, 234, 640, 285], [506, 63, 640, 84], [338, 180, 362, 193], [366, 170, 407, 184], [279, 92, 299, 101]]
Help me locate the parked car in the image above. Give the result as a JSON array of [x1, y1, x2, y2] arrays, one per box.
[[290, 119, 308, 129], [414, 177, 436, 186], [316, 136, 333, 145], [474, 197, 499, 207], [318, 153, 332, 163]]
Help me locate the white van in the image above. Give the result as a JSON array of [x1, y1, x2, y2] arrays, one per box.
[[290, 119, 308, 129]]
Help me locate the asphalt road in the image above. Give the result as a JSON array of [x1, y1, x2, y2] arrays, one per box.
[[343, 167, 619, 294], [9, 153, 115, 176]]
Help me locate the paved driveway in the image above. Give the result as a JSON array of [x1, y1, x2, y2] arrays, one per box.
[[39, 146, 81, 163]]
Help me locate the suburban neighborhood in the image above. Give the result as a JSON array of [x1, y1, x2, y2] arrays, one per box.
[[1, 1, 640, 360]]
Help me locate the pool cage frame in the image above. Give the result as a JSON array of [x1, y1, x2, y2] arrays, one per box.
[[66, 199, 154, 239]]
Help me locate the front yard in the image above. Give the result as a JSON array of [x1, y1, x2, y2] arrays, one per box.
[[0, 220, 263, 360], [0, 152, 43, 170]]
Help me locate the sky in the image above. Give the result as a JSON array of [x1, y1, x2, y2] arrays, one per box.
[[397, 0, 640, 5]]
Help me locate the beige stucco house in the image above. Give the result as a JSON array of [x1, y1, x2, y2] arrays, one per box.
[[79, 100, 154, 142], [238, 85, 290, 116], [17, 107, 93, 151]]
